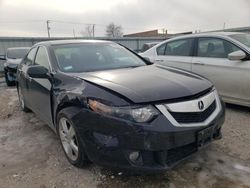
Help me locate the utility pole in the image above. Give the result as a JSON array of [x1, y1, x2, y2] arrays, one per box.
[[46, 20, 51, 38], [73, 28, 76, 38], [92, 24, 95, 37], [223, 22, 226, 30]]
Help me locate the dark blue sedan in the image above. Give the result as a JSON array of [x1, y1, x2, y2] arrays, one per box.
[[16, 40, 225, 172]]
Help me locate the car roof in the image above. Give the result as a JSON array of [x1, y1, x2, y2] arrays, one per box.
[[170, 32, 246, 40], [142, 31, 250, 55], [35, 39, 114, 47]]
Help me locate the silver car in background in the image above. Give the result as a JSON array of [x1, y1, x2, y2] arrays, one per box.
[[141, 32, 250, 107]]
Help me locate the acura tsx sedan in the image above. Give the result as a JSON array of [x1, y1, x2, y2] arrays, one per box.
[[16, 40, 225, 172]]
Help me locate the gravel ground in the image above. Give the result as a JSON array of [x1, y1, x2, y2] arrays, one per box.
[[0, 79, 250, 188]]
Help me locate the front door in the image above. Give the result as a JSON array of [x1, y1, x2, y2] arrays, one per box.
[[192, 37, 250, 104], [28, 46, 53, 126]]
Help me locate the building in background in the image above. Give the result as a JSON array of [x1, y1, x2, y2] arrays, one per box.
[[124, 26, 250, 38], [0, 26, 249, 73], [213, 26, 250, 33], [124, 30, 166, 37], [124, 29, 192, 38]]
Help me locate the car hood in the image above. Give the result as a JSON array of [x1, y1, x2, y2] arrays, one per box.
[[71, 65, 213, 103]]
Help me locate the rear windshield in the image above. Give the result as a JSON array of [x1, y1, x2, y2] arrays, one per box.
[[230, 34, 250, 48], [7, 48, 29, 59], [52, 43, 147, 73]]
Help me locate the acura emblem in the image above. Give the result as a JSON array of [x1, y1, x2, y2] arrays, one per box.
[[198, 101, 204, 110]]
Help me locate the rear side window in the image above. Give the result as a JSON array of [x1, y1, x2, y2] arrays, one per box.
[[34, 47, 50, 70], [156, 43, 166, 55], [23, 47, 37, 65], [157, 39, 193, 56], [197, 38, 241, 58]]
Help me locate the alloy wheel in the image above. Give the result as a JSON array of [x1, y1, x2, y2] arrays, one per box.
[[58, 117, 79, 161]]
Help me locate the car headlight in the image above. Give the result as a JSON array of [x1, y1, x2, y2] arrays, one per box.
[[88, 99, 159, 123]]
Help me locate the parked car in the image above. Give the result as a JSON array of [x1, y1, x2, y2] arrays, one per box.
[[0, 47, 30, 86], [140, 32, 250, 107], [16, 40, 225, 172]]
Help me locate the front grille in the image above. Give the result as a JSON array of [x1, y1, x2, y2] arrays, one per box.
[[166, 142, 197, 166], [141, 143, 197, 166], [169, 100, 216, 124]]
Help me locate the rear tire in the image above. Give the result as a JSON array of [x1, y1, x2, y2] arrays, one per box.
[[57, 110, 89, 167], [17, 85, 30, 112]]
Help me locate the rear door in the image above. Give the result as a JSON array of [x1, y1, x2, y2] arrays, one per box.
[[192, 37, 250, 104], [151, 38, 194, 71], [17, 47, 38, 108]]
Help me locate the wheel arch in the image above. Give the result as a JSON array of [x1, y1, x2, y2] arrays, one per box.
[[56, 104, 90, 166], [55, 103, 82, 131]]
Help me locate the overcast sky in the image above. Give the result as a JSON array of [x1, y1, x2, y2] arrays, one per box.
[[0, 0, 249, 37]]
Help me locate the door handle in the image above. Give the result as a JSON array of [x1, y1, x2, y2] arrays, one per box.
[[24, 73, 32, 82], [27, 76, 32, 82], [193, 62, 205, 66], [155, 59, 164, 62]]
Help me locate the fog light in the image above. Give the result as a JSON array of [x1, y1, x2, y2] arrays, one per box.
[[129, 151, 140, 162]]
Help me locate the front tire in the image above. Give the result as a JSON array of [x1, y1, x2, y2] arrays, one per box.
[[57, 110, 88, 167]]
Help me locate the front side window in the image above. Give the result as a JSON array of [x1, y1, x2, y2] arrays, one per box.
[[52, 43, 147, 73], [23, 47, 37, 65], [157, 39, 193, 56], [34, 47, 50, 70], [197, 38, 241, 58]]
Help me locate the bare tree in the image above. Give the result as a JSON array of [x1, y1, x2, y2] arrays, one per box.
[[106, 23, 123, 37], [80, 24, 95, 37]]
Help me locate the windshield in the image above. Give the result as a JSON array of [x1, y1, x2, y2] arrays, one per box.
[[7, 48, 29, 59], [52, 43, 147, 73], [230, 34, 250, 48]]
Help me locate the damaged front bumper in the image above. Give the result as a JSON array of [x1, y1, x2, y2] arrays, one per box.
[[71, 99, 225, 173], [4, 66, 17, 82]]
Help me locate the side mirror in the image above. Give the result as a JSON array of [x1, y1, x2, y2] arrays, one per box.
[[0, 55, 6, 60], [228, 50, 246, 61], [142, 57, 150, 61], [27, 65, 49, 79], [141, 56, 154, 64]]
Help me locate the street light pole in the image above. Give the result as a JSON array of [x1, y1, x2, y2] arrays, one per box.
[[92, 24, 95, 37]]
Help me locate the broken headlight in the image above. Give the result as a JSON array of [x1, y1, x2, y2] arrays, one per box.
[[88, 99, 159, 123]]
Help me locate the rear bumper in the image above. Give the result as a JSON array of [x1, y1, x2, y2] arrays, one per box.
[[72, 100, 225, 172]]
